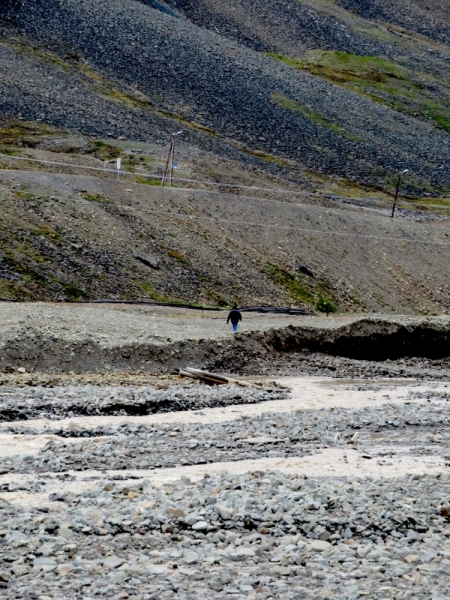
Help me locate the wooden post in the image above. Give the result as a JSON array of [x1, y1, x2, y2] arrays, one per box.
[[391, 170, 408, 218], [169, 135, 177, 188], [161, 138, 174, 187]]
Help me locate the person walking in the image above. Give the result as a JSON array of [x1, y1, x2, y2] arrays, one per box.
[[227, 304, 242, 332]]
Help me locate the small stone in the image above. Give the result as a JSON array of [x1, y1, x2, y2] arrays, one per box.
[[192, 521, 208, 531], [184, 552, 198, 565], [209, 579, 223, 591], [58, 564, 72, 575], [12, 565, 30, 576], [34, 557, 57, 567], [309, 540, 331, 552], [17, 367, 26, 374], [184, 514, 201, 526], [167, 507, 185, 518], [214, 504, 233, 520], [230, 548, 255, 559], [103, 556, 125, 569], [59, 526, 74, 540], [357, 546, 369, 558], [133, 251, 159, 269], [404, 554, 420, 563]]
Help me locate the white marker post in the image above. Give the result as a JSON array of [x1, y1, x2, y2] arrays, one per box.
[[116, 157, 122, 180]]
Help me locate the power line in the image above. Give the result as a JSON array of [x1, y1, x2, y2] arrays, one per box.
[[2, 151, 449, 215], [0, 152, 308, 196], [1, 183, 449, 247]]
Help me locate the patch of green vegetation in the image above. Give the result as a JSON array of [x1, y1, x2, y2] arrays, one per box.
[[139, 282, 169, 302], [0, 279, 18, 299], [241, 146, 289, 166], [0, 119, 62, 148], [268, 265, 338, 314], [0, 146, 21, 156], [0, 279, 35, 301], [29, 224, 62, 242], [87, 140, 122, 160], [204, 289, 229, 307], [271, 92, 362, 141], [54, 280, 86, 301], [267, 50, 450, 133], [82, 192, 109, 203], [168, 249, 187, 263]]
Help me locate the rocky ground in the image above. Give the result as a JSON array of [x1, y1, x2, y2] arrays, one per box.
[[1, 164, 450, 310], [1, 362, 450, 599]]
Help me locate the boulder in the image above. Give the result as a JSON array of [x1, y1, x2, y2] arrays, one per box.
[[133, 251, 159, 269]]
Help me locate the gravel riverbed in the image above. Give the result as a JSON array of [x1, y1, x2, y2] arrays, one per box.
[[1, 373, 450, 599]]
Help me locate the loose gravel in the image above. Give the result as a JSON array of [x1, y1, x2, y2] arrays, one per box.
[[1, 373, 450, 598], [2, 470, 450, 599], [0, 381, 286, 422]]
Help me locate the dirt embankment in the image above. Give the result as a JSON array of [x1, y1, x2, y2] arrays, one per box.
[[1, 304, 450, 375]]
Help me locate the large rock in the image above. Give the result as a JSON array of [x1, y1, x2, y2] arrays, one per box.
[[133, 251, 159, 269]]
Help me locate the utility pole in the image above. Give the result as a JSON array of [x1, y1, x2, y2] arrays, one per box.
[[161, 131, 182, 187], [391, 169, 409, 218]]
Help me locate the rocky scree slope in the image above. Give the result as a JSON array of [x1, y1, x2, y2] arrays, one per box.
[[0, 167, 449, 311], [338, 0, 450, 45], [2, 0, 450, 194]]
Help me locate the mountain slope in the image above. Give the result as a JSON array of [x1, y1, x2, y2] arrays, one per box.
[[2, 0, 450, 195]]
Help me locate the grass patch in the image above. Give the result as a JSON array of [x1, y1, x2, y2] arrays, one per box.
[[241, 146, 289, 166], [55, 280, 86, 301], [29, 224, 62, 242], [168, 250, 187, 263], [139, 282, 169, 302], [268, 265, 337, 313], [271, 92, 362, 141], [204, 289, 229, 307], [86, 140, 122, 160], [82, 192, 109, 203], [0, 120, 63, 148], [267, 50, 450, 133], [135, 176, 162, 186], [1, 241, 87, 300]]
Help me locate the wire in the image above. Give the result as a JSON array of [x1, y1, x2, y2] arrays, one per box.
[[2, 151, 449, 215], [0, 152, 309, 195], [1, 183, 449, 247]]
